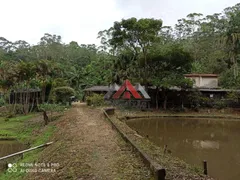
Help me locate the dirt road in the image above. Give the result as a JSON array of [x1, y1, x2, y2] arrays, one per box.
[[27, 103, 151, 180]]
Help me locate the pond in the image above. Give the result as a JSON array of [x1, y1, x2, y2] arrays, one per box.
[[0, 140, 27, 172], [126, 117, 240, 180]]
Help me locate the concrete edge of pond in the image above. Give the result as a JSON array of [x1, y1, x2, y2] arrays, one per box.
[[123, 115, 240, 121], [103, 108, 166, 180]]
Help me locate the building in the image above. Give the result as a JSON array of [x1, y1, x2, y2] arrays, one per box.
[[185, 74, 218, 88], [9, 89, 42, 105]]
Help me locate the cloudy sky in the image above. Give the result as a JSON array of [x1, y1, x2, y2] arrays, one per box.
[[0, 0, 239, 45]]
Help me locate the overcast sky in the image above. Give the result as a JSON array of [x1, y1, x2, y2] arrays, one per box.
[[0, 0, 239, 45]]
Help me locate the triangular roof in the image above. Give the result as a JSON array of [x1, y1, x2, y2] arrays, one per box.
[[104, 83, 120, 99], [135, 83, 150, 99], [112, 80, 142, 99]]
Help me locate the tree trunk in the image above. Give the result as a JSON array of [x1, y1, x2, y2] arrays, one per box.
[[232, 53, 238, 79], [163, 97, 167, 110], [30, 92, 35, 113], [36, 92, 39, 108], [163, 89, 167, 110], [24, 91, 30, 114], [181, 91, 185, 109], [156, 86, 159, 109], [43, 111, 49, 126], [13, 93, 17, 113], [42, 84, 46, 103]]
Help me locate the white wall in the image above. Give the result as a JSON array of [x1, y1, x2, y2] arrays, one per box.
[[186, 76, 218, 88], [201, 77, 218, 88]]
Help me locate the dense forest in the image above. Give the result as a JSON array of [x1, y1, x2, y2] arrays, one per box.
[[1, 3, 240, 103]]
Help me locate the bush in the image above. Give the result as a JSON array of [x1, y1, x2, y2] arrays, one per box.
[[187, 91, 201, 110], [199, 96, 213, 107], [38, 103, 66, 113], [213, 100, 227, 109], [86, 93, 105, 107], [226, 91, 240, 102], [52, 86, 75, 104], [0, 104, 25, 117], [38, 103, 67, 125], [0, 96, 5, 107]]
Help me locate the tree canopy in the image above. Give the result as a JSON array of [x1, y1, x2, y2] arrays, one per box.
[[1, 3, 240, 108]]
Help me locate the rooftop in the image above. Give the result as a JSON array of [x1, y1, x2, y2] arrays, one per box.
[[84, 86, 109, 92]]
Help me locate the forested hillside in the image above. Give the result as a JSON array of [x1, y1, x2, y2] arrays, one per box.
[[1, 3, 240, 101]]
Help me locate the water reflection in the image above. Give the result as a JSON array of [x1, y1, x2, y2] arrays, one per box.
[[192, 140, 220, 150], [127, 117, 240, 180]]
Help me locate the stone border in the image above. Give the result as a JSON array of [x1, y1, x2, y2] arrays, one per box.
[[123, 115, 240, 120], [103, 109, 166, 180]]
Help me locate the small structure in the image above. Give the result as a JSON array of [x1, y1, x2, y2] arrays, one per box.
[[10, 89, 42, 105], [83, 86, 109, 102], [84, 81, 151, 109], [185, 74, 218, 88], [104, 83, 120, 100]]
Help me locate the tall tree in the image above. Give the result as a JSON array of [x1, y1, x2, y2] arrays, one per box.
[[99, 18, 163, 86]]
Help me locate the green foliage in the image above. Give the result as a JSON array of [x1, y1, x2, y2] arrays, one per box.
[[219, 68, 240, 88], [226, 91, 240, 102], [0, 114, 35, 139], [99, 17, 163, 84], [0, 96, 5, 106], [38, 103, 66, 124], [1, 104, 26, 118], [187, 91, 202, 110], [38, 103, 66, 112], [213, 100, 227, 109], [52, 86, 75, 104], [199, 96, 213, 107], [149, 43, 193, 89], [86, 93, 105, 107], [191, 61, 205, 73], [1, 2, 240, 108]]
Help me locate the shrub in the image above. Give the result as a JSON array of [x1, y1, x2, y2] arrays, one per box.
[[199, 97, 213, 107], [38, 103, 66, 113], [0, 96, 5, 107], [52, 86, 75, 104], [213, 100, 227, 109], [226, 91, 240, 102], [187, 91, 201, 110], [0, 104, 24, 117], [38, 103, 67, 125], [86, 93, 105, 107]]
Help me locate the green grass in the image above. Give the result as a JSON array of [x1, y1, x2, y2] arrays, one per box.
[[0, 114, 57, 180], [0, 114, 35, 139]]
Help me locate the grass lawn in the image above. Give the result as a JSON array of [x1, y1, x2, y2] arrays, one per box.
[[0, 115, 36, 139]]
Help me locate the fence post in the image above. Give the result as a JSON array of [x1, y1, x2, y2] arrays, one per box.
[[203, 160, 208, 175], [155, 168, 166, 180]]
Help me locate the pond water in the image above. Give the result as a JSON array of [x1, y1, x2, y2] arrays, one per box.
[[0, 140, 26, 171], [126, 117, 240, 180]]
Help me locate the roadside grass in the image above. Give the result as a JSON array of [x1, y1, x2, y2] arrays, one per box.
[[0, 113, 58, 180], [0, 114, 36, 139]]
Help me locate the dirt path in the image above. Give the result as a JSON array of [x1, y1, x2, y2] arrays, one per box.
[[27, 103, 151, 180]]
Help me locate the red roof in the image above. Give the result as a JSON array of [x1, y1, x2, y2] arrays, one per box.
[[184, 74, 218, 77]]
